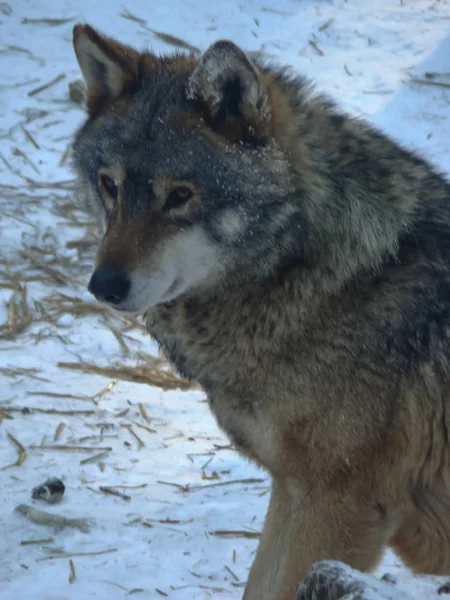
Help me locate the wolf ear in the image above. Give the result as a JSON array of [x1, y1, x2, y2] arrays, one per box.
[[187, 40, 268, 125], [73, 24, 140, 114]]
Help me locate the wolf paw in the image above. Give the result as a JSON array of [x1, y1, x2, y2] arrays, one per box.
[[297, 561, 366, 600], [297, 561, 410, 600]]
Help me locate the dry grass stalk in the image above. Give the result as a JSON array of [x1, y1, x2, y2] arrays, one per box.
[[308, 39, 324, 56], [318, 18, 334, 31], [139, 402, 151, 423], [424, 72, 450, 79], [1, 78, 40, 92], [69, 559, 76, 584], [39, 545, 65, 554], [362, 88, 394, 95], [115, 408, 129, 418], [42, 295, 111, 318], [410, 77, 450, 89], [104, 484, 147, 490], [21, 17, 73, 26], [99, 486, 131, 501], [37, 548, 116, 562], [123, 424, 145, 449], [0, 433, 26, 470], [101, 580, 129, 592], [189, 477, 266, 491], [12, 147, 40, 174], [4, 44, 33, 56], [133, 421, 157, 434], [119, 9, 146, 24], [0, 410, 14, 424], [59, 145, 70, 167], [28, 73, 66, 97], [209, 530, 261, 539], [0, 155, 29, 182], [58, 361, 196, 391], [54, 422, 65, 441], [79, 450, 110, 465], [18, 179, 77, 190], [0, 3, 12, 16], [187, 451, 214, 463], [157, 476, 265, 494], [30, 444, 112, 452], [108, 323, 129, 353], [225, 565, 239, 581], [65, 236, 96, 250], [261, 6, 292, 15], [20, 249, 69, 285], [121, 316, 148, 333], [21, 538, 54, 546], [92, 379, 118, 402], [157, 480, 190, 493], [0, 282, 18, 291], [27, 391, 92, 402], [144, 517, 193, 525], [0, 366, 50, 382], [0, 282, 32, 340], [5, 407, 95, 416], [141, 26, 200, 54], [21, 126, 40, 149]]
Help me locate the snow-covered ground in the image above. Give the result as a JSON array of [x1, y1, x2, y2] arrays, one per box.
[[0, 1, 449, 599]]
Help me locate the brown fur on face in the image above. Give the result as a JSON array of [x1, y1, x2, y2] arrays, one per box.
[[72, 24, 450, 600]]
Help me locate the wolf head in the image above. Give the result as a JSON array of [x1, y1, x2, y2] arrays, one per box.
[[72, 25, 418, 314], [72, 25, 302, 313]]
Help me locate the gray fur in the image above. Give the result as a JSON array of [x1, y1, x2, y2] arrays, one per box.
[[72, 25, 450, 600]]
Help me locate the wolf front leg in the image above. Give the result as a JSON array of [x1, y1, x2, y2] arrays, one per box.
[[243, 477, 394, 600]]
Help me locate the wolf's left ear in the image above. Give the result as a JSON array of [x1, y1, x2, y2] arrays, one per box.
[[187, 40, 269, 125], [73, 24, 140, 114]]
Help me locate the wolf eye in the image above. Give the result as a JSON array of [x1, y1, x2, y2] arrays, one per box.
[[165, 186, 193, 211], [100, 174, 119, 200]]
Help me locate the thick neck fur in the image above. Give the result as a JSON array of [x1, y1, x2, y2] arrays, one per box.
[[147, 69, 450, 393], [257, 65, 450, 295], [149, 66, 450, 340]]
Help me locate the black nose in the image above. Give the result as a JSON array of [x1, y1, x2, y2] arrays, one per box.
[[88, 269, 130, 305]]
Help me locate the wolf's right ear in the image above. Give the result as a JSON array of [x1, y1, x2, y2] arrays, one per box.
[[187, 40, 269, 126], [73, 24, 140, 114]]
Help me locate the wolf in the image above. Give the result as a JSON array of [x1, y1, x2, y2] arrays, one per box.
[[71, 23, 450, 600]]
